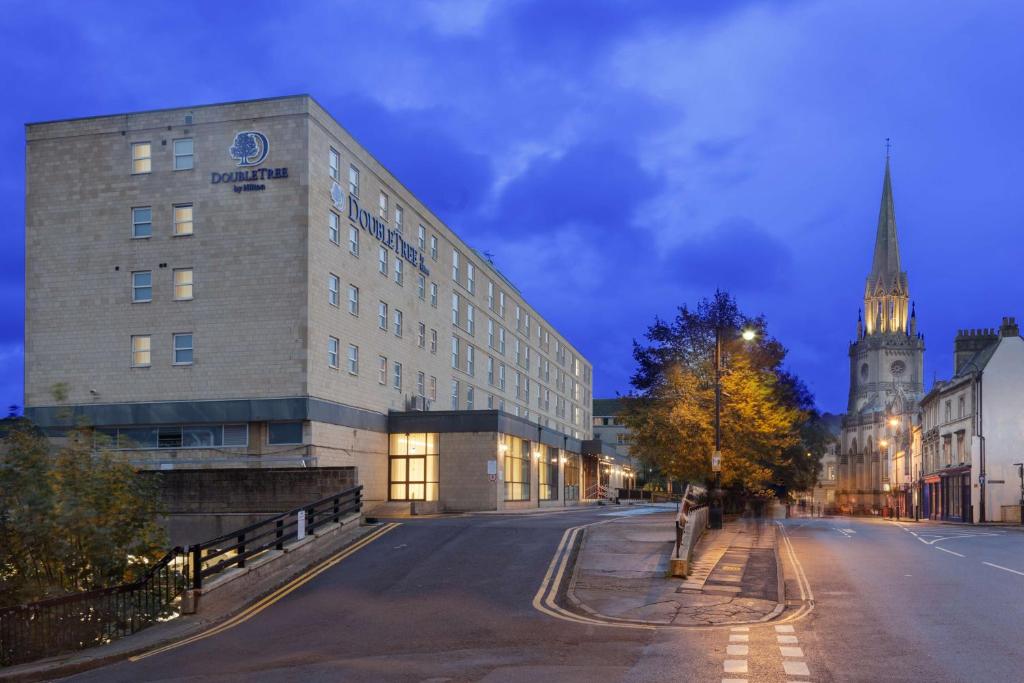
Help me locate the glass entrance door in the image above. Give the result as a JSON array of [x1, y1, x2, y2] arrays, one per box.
[[389, 433, 439, 501]]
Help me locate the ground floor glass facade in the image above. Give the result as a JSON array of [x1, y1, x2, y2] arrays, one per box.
[[389, 433, 439, 501]]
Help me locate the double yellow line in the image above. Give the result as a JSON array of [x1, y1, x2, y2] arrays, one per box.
[[130, 522, 400, 662]]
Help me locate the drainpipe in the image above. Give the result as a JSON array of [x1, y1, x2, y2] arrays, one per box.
[[978, 372, 985, 524]]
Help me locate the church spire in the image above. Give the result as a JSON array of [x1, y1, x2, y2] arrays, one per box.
[[869, 153, 902, 282]]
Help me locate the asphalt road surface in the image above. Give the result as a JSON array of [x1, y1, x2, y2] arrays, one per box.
[[63, 511, 1024, 682]]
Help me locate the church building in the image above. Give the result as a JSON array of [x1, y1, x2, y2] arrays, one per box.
[[837, 157, 925, 513]]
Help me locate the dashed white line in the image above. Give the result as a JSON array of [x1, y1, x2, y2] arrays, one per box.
[[727, 644, 749, 656], [724, 660, 748, 674], [984, 561, 1024, 576], [721, 679, 747, 683], [777, 634, 798, 644], [730, 634, 749, 642], [775, 624, 795, 633], [783, 660, 811, 676], [937, 547, 965, 558], [780, 646, 805, 658], [730, 626, 750, 632]]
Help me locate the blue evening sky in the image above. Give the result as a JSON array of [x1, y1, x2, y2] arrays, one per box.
[[2, 0, 1024, 414]]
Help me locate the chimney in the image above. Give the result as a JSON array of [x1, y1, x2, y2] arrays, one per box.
[[954, 326, 999, 374], [1001, 316, 1019, 338]]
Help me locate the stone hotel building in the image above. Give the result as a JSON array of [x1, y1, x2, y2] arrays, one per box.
[[24, 95, 601, 511]]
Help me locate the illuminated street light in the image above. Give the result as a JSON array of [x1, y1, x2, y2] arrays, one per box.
[[888, 417, 899, 428], [880, 440, 889, 448], [741, 328, 757, 341]]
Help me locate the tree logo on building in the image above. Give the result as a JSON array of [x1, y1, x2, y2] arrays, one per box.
[[229, 131, 270, 167], [330, 181, 345, 210]]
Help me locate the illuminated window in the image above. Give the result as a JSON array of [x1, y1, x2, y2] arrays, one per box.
[[131, 271, 152, 303], [173, 204, 193, 236], [173, 138, 193, 171], [132, 206, 152, 238], [539, 445, 558, 501], [132, 142, 151, 174], [503, 435, 531, 501], [131, 335, 151, 367], [173, 268, 193, 301], [388, 433, 439, 501]]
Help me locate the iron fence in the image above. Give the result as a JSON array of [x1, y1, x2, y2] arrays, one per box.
[[0, 547, 190, 667]]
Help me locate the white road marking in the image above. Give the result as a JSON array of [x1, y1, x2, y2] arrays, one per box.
[[727, 644, 749, 656], [775, 624, 795, 633], [724, 660, 748, 674], [730, 626, 750, 632], [937, 547, 965, 558], [780, 646, 805, 658], [721, 679, 747, 683], [783, 661, 811, 676], [984, 561, 1024, 576], [777, 635, 798, 644], [730, 634, 749, 642], [842, 528, 857, 534]]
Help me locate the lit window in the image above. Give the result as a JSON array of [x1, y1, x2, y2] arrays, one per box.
[[173, 138, 193, 171], [378, 301, 388, 330], [329, 211, 340, 244], [347, 344, 359, 374], [328, 337, 340, 368], [132, 207, 152, 238], [378, 191, 388, 219], [430, 235, 438, 260], [418, 322, 426, 348], [132, 142, 151, 174], [348, 165, 360, 196], [173, 333, 193, 365], [418, 225, 426, 251], [417, 274, 426, 300], [451, 336, 460, 369], [394, 309, 403, 337], [132, 271, 152, 303], [328, 274, 339, 306], [173, 268, 193, 301], [348, 285, 359, 315], [378, 246, 388, 275], [329, 148, 340, 181], [378, 355, 388, 384], [173, 204, 193, 236], [430, 282, 438, 307], [393, 361, 402, 390], [348, 226, 359, 256], [131, 335, 151, 367], [395, 257, 404, 285]]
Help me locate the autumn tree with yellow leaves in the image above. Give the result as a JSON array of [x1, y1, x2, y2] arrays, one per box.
[[621, 291, 823, 502]]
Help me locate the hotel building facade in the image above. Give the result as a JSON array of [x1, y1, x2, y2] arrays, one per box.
[[24, 95, 597, 512]]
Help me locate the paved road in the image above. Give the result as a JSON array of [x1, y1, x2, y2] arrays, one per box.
[[64, 511, 1024, 682]]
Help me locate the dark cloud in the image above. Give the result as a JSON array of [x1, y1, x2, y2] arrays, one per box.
[[672, 218, 794, 293]]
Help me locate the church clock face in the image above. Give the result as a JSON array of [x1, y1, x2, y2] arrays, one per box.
[[890, 360, 906, 377]]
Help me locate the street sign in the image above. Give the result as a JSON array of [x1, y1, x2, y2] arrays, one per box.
[[712, 450, 721, 473], [296, 510, 307, 540]]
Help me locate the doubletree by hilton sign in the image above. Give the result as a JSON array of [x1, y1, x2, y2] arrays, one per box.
[[210, 131, 289, 192], [332, 183, 430, 276]]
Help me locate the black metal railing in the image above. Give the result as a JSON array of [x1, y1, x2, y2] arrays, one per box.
[[0, 547, 190, 667], [190, 485, 362, 589]]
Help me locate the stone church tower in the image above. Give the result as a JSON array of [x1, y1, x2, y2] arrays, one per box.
[[837, 157, 925, 512]]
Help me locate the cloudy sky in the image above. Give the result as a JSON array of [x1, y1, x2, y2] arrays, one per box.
[[3, 0, 1024, 414]]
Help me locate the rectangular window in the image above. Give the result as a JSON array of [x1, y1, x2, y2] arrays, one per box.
[[132, 206, 152, 238], [499, 363, 506, 390], [348, 285, 359, 315], [466, 386, 475, 410], [451, 380, 459, 410], [328, 336, 339, 368], [451, 336, 460, 369], [173, 138, 194, 170], [417, 274, 426, 300], [393, 361, 402, 390], [349, 165, 360, 196], [499, 327, 506, 354], [430, 328, 438, 354], [488, 357, 495, 385], [514, 371, 521, 399], [378, 355, 388, 384], [395, 205, 404, 231], [417, 371, 426, 398], [452, 250, 460, 282], [467, 345, 475, 376], [328, 274, 339, 306], [132, 142, 151, 174], [467, 262, 475, 293], [378, 246, 388, 275], [378, 301, 388, 330], [499, 291, 506, 317], [394, 257, 404, 285], [514, 338, 521, 365], [418, 322, 426, 348], [430, 235, 438, 260], [467, 305, 475, 335], [430, 375, 437, 401], [172, 333, 193, 365], [268, 422, 303, 445], [430, 282, 438, 307], [378, 191, 388, 219], [503, 435, 531, 501], [515, 305, 522, 331], [487, 281, 494, 310], [173, 204, 193, 236], [418, 225, 426, 251], [131, 335, 151, 367], [394, 309, 403, 337], [488, 319, 494, 348], [539, 445, 558, 501], [347, 344, 359, 374], [329, 211, 340, 244], [132, 271, 152, 303], [329, 148, 340, 181], [348, 226, 359, 256], [173, 268, 194, 301], [487, 394, 495, 409], [452, 293, 461, 326]]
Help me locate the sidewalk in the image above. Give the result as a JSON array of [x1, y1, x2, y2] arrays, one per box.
[[566, 512, 784, 626]]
